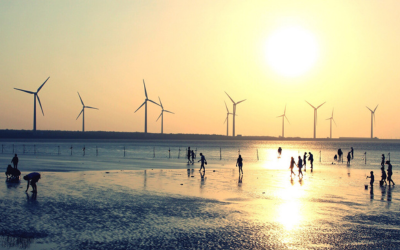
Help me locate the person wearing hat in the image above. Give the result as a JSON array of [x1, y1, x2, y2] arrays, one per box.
[[24, 172, 41, 193]]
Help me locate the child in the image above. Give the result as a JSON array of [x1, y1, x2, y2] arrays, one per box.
[[289, 157, 296, 177], [380, 166, 387, 186], [366, 171, 374, 187], [297, 156, 303, 178]]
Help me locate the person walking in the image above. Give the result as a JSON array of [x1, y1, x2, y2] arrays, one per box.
[[198, 153, 207, 172], [236, 155, 243, 175], [297, 156, 303, 178], [386, 161, 395, 186], [191, 150, 195, 164], [11, 154, 19, 169], [289, 157, 296, 178], [24, 172, 41, 193], [187, 147, 191, 164], [351, 147, 354, 159], [381, 154, 385, 167]]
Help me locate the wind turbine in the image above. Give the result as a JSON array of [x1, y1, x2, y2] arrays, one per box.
[[76, 92, 98, 132], [223, 101, 234, 136], [366, 105, 378, 139], [14, 77, 50, 131], [156, 97, 174, 134], [135, 80, 160, 133], [305, 101, 326, 139], [276, 104, 290, 138], [225, 92, 246, 137], [326, 109, 336, 139]]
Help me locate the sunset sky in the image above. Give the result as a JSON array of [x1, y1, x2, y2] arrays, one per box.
[[1, 1, 400, 138]]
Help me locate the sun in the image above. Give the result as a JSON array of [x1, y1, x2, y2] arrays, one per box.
[[265, 26, 319, 77]]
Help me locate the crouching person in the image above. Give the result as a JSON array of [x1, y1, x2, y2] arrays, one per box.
[[24, 172, 41, 193]]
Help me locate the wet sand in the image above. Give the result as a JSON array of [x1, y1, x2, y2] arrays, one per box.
[[1, 160, 400, 249]]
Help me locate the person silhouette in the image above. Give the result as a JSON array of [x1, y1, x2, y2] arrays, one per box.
[[334, 154, 338, 161], [366, 171, 374, 187], [11, 154, 19, 169], [380, 166, 387, 186], [24, 172, 41, 193], [297, 156, 303, 178], [381, 154, 385, 167], [278, 147, 282, 157], [303, 152, 307, 172], [386, 161, 395, 186], [338, 149, 343, 163], [289, 157, 296, 177], [187, 147, 191, 164], [308, 152, 314, 171], [191, 150, 195, 165], [351, 147, 354, 159], [236, 155, 243, 175], [198, 153, 206, 172], [347, 152, 351, 165]]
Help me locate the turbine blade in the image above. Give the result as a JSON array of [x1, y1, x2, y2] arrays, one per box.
[[305, 101, 316, 109], [285, 115, 290, 125], [37, 95, 44, 116], [276, 115, 284, 118], [223, 117, 227, 124], [14, 88, 35, 94], [225, 91, 235, 103], [332, 108, 334, 117], [366, 106, 373, 112], [37, 76, 50, 92], [158, 96, 163, 109], [148, 99, 160, 106], [374, 105, 378, 112], [316, 102, 326, 109], [134, 101, 146, 113], [143, 79, 148, 99], [164, 110, 174, 114], [333, 118, 337, 126], [156, 112, 162, 122], [284, 104, 287, 115], [77, 92, 84, 106], [236, 99, 246, 104], [76, 109, 84, 120], [224, 101, 229, 112], [85, 106, 98, 110]]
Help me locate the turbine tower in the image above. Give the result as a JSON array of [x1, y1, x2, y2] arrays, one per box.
[[14, 77, 50, 131], [276, 104, 290, 138], [156, 97, 174, 134], [305, 101, 326, 139], [134, 80, 160, 133], [326, 109, 336, 139], [223, 101, 234, 136], [76, 92, 98, 132], [366, 105, 378, 139], [225, 92, 246, 137]]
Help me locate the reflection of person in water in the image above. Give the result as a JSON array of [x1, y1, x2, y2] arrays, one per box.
[[289, 157, 296, 177], [24, 172, 41, 193], [236, 155, 243, 175]]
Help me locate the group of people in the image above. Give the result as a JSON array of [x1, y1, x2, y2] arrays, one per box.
[[334, 147, 354, 165], [187, 147, 197, 164], [289, 152, 314, 178], [5, 154, 41, 193]]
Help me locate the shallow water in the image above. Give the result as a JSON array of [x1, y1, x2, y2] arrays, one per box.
[[1, 164, 399, 249]]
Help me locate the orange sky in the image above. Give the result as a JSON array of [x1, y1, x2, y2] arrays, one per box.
[[1, 1, 400, 138]]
